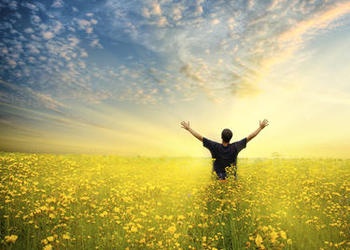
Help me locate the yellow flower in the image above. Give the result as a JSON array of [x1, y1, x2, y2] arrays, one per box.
[[255, 234, 263, 248], [62, 233, 70, 240], [5, 235, 18, 244], [262, 226, 268, 232], [167, 225, 176, 234], [43, 244, 53, 250], [130, 225, 138, 233], [177, 215, 185, 220], [47, 236, 54, 242], [280, 230, 287, 240], [99, 211, 108, 218], [270, 231, 278, 243]]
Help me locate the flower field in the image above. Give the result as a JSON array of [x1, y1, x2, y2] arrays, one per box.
[[1, 153, 349, 249]]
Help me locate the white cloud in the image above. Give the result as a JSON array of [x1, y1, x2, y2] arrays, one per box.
[[152, 2, 162, 16], [1, 48, 9, 54], [31, 15, 41, 24], [52, 0, 64, 8], [9, 1, 18, 10], [86, 27, 93, 34], [90, 39, 102, 48], [52, 21, 63, 34], [26, 43, 40, 54], [80, 50, 88, 58], [68, 36, 80, 46], [211, 18, 220, 25], [24, 28, 34, 33], [42, 31, 54, 40], [7, 59, 17, 68], [23, 2, 39, 11], [142, 7, 150, 18], [157, 16, 168, 27], [195, 5, 203, 15], [28, 57, 35, 63], [59, 51, 69, 61], [77, 19, 90, 29], [78, 61, 86, 69], [172, 5, 183, 21], [75, 18, 98, 34]]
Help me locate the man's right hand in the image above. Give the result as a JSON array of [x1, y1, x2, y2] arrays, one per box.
[[180, 121, 190, 130], [180, 121, 204, 141]]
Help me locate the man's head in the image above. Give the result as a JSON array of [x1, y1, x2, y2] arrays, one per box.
[[221, 128, 233, 143]]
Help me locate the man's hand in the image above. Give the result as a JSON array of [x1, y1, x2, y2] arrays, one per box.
[[247, 119, 269, 142], [180, 121, 203, 142], [181, 121, 191, 130], [259, 119, 269, 129]]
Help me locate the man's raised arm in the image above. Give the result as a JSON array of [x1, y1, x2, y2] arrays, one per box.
[[180, 121, 203, 142], [247, 119, 269, 142]]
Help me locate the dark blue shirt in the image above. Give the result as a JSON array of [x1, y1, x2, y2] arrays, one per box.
[[203, 137, 247, 173]]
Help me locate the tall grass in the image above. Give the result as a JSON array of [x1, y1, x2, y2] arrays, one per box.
[[0, 153, 349, 249]]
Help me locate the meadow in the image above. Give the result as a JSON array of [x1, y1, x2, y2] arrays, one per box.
[[0, 153, 349, 250]]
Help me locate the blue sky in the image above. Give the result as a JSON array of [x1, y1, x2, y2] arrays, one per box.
[[1, 0, 350, 157]]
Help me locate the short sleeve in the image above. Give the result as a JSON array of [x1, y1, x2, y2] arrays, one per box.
[[203, 137, 213, 150], [235, 138, 247, 152], [203, 137, 218, 158]]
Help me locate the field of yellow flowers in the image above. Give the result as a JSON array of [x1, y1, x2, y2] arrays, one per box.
[[1, 153, 349, 249]]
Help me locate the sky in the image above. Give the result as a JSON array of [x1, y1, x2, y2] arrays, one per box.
[[1, 0, 350, 158]]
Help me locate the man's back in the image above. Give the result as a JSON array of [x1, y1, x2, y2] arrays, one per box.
[[203, 137, 247, 174]]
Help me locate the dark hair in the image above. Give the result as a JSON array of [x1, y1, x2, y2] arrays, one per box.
[[221, 128, 233, 143]]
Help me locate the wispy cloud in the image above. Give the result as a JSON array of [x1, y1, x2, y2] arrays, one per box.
[[0, 79, 66, 112], [293, 2, 350, 36], [272, 1, 350, 64]]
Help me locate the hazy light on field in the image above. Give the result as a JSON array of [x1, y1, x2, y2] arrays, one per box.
[[1, 154, 349, 249]]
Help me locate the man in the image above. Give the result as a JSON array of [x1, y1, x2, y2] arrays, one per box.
[[180, 119, 269, 180]]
